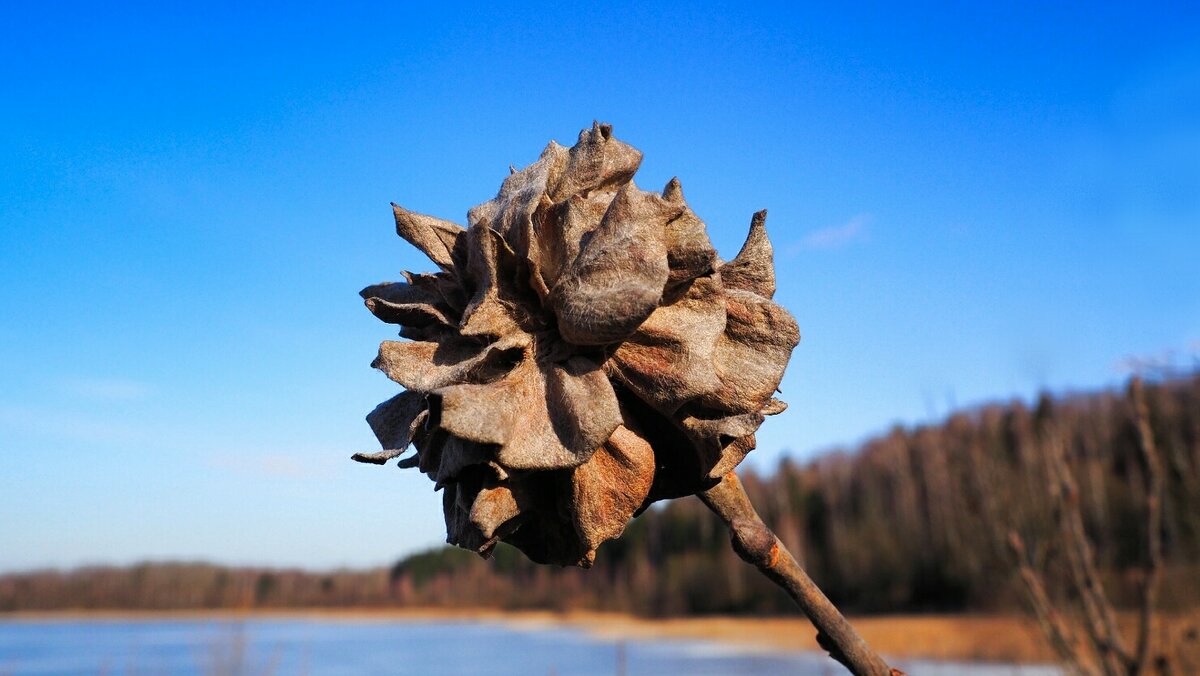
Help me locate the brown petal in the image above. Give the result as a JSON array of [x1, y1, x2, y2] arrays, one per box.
[[550, 183, 676, 345], [569, 421, 655, 563], [433, 436, 492, 486], [677, 408, 765, 473], [530, 192, 610, 299], [443, 483, 493, 555], [392, 203, 466, 273], [719, 210, 775, 298], [364, 296, 454, 327], [434, 356, 621, 471], [549, 122, 643, 201], [660, 178, 718, 289], [466, 141, 569, 289], [359, 280, 438, 305], [709, 434, 757, 480], [459, 224, 531, 338], [372, 334, 528, 392], [604, 275, 725, 414], [469, 484, 530, 540], [698, 288, 800, 414], [354, 391, 427, 464], [401, 271, 468, 315]]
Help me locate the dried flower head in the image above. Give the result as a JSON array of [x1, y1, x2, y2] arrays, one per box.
[[355, 123, 799, 567]]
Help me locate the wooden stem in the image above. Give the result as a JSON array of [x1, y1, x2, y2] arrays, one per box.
[[699, 472, 902, 676]]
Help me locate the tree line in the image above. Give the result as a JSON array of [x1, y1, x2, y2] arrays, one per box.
[[3, 373, 1197, 616]]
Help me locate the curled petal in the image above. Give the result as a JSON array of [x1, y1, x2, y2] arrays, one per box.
[[469, 484, 529, 540], [698, 288, 800, 414], [372, 334, 528, 392], [434, 356, 621, 471], [354, 391, 427, 464], [360, 281, 439, 305], [443, 484, 493, 555], [401, 271, 468, 315], [364, 296, 454, 327], [551, 183, 676, 345], [569, 421, 655, 564], [719, 210, 775, 298], [468, 142, 569, 297], [460, 225, 532, 337], [660, 179, 718, 289], [604, 275, 725, 413], [709, 434, 757, 480], [530, 192, 610, 298], [392, 204, 466, 273], [548, 121, 643, 201], [433, 436, 492, 486], [677, 409, 766, 472]]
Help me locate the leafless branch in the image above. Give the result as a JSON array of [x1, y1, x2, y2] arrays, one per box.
[[1007, 530, 1092, 675], [700, 472, 903, 676], [1130, 377, 1165, 674]]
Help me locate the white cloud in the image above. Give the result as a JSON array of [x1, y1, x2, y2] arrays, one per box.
[[793, 213, 871, 251]]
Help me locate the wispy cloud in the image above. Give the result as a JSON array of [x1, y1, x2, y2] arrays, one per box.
[[792, 213, 872, 252], [61, 378, 154, 402]]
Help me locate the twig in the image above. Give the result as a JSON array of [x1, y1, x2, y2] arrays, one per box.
[[1130, 377, 1164, 674], [699, 473, 903, 676], [1042, 429, 1129, 675], [1006, 531, 1092, 676]]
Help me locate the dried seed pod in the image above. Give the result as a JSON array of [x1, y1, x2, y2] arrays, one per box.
[[356, 123, 799, 567]]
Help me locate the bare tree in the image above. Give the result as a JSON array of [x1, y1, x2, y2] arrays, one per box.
[[1003, 377, 1172, 675]]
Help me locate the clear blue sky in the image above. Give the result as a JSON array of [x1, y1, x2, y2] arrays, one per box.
[[1, 2, 1197, 573]]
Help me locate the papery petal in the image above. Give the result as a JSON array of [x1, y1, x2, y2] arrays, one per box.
[[569, 422, 655, 564], [500, 475, 589, 566], [372, 335, 527, 392], [392, 204, 466, 273], [530, 192, 610, 298], [364, 297, 454, 327], [604, 275, 725, 413], [718, 210, 775, 298], [433, 356, 620, 471], [443, 483, 492, 554], [549, 122, 643, 201], [468, 142, 569, 298], [401, 271, 468, 315], [359, 281, 438, 305], [550, 183, 676, 345], [352, 391, 427, 465], [432, 436, 493, 486], [677, 409, 766, 472], [459, 224, 534, 338], [709, 434, 757, 480], [469, 484, 529, 540], [698, 288, 800, 414], [660, 178, 718, 289]]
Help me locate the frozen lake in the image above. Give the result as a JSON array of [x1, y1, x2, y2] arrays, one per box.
[[0, 617, 1060, 675]]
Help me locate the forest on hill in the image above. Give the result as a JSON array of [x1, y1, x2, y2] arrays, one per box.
[[3, 372, 1198, 616]]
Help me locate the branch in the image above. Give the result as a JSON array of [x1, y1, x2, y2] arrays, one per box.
[[1130, 377, 1165, 674], [1007, 531, 1092, 676], [699, 473, 902, 676], [1043, 427, 1129, 675]]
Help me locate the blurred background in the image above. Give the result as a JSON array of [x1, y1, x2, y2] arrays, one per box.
[[1, 2, 1197, 674]]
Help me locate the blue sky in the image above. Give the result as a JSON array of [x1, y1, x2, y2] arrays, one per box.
[[1, 2, 1197, 572]]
